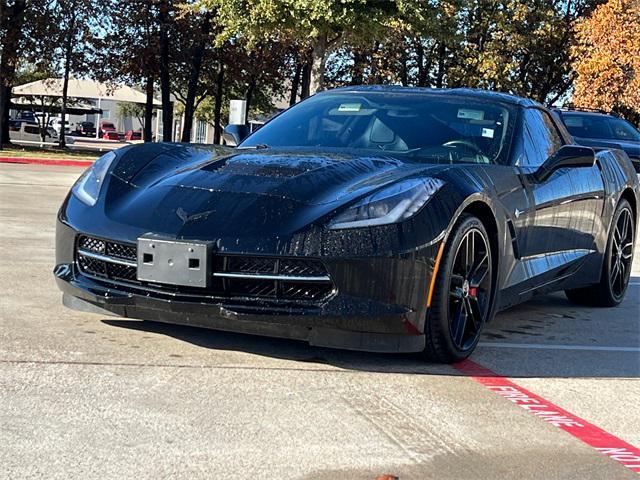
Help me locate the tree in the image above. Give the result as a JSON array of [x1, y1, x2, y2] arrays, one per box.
[[158, 0, 174, 141], [117, 101, 146, 128], [0, 1, 28, 147], [175, 7, 216, 142], [50, 0, 104, 147], [206, 0, 397, 96], [322, 1, 601, 104], [96, 0, 161, 142], [572, 0, 640, 123]]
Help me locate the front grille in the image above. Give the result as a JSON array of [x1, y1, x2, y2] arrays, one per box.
[[77, 235, 137, 282], [75, 235, 334, 302], [106, 262, 137, 282], [79, 236, 105, 253], [105, 242, 136, 261], [226, 256, 276, 274], [77, 253, 106, 276], [280, 258, 328, 277]]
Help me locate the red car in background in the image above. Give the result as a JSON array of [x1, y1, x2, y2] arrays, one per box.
[[125, 130, 142, 141], [103, 131, 120, 140], [100, 121, 119, 140]]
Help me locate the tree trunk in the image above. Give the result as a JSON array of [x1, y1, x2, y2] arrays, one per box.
[[435, 42, 446, 88], [309, 33, 328, 94], [60, 10, 77, 149], [244, 79, 256, 123], [400, 49, 409, 87], [0, 0, 28, 148], [0, 86, 11, 146], [369, 41, 381, 84], [289, 63, 302, 106], [181, 12, 213, 142], [213, 64, 224, 144], [351, 50, 366, 85], [159, 0, 173, 142], [300, 62, 311, 99], [38, 97, 48, 142], [143, 75, 154, 142]]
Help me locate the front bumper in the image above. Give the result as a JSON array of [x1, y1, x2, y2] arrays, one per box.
[[55, 220, 439, 353]]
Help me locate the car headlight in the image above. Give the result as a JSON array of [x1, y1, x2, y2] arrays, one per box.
[[328, 177, 444, 229], [72, 151, 117, 206]]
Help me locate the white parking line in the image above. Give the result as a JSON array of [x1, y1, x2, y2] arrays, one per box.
[[478, 342, 640, 352]]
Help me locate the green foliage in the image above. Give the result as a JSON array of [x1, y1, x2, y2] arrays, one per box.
[[117, 102, 146, 125], [321, 0, 602, 103]]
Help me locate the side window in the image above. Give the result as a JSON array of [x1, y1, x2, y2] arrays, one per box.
[[540, 110, 564, 150], [520, 109, 564, 168], [519, 123, 543, 168], [25, 125, 40, 135]]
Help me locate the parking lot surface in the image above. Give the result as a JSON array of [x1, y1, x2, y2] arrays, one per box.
[[1, 163, 639, 479]]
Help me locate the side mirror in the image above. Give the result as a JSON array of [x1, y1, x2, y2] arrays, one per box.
[[534, 145, 595, 182], [222, 124, 249, 147]]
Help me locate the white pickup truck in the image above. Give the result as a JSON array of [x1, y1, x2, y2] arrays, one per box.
[[9, 121, 74, 144]]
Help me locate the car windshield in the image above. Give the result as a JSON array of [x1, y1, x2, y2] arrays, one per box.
[[563, 113, 640, 142], [241, 92, 515, 165]]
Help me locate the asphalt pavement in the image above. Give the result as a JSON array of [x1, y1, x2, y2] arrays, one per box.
[[1, 164, 638, 479]]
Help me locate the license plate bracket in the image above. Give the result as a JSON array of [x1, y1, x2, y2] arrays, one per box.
[[137, 234, 211, 288]]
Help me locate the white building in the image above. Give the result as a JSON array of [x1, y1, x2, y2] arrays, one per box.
[[12, 78, 164, 139]]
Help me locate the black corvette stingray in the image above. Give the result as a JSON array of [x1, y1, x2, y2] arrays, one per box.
[[55, 87, 639, 362]]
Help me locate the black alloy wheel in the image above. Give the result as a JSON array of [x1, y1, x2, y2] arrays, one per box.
[[448, 228, 493, 351], [424, 214, 494, 363], [609, 205, 634, 301], [566, 199, 635, 307]]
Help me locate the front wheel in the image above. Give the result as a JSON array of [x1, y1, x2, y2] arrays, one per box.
[[566, 199, 635, 307], [423, 214, 494, 363]]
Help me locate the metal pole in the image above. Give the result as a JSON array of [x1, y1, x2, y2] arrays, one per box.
[[155, 107, 160, 142], [95, 97, 101, 139]]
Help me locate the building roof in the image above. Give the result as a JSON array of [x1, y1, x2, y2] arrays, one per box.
[[13, 78, 162, 106], [10, 95, 102, 115]]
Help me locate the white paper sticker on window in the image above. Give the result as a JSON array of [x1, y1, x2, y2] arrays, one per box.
[[338, 103, 362, 112], [457, 109, 485, 120], [482, 128, 495, 138]]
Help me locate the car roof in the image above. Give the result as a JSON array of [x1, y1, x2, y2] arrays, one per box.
[[559, 110, 618, 119], [325, 85, 541, 107]]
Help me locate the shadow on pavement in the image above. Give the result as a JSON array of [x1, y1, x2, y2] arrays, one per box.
[[102, 279, 640, 379]]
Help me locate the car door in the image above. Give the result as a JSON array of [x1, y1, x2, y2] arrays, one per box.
[[516, 108, 605, 279]]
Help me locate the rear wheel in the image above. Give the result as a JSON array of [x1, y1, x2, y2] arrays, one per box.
[[424, 215, 494, 363], [565, 199, 635, 307]]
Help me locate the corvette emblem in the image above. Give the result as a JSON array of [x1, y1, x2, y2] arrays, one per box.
[[176, 207, 189, 224], [176, 206, 215, 224]]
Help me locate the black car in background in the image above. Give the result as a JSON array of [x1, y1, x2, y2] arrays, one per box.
[[78, 121, 96, 136], [55, 87, 639, 363], [554, 109, 640, 174]]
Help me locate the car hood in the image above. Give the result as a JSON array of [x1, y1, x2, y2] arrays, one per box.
[[102, 145, 448, 238]]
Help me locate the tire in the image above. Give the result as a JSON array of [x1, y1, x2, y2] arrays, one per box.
[[565, 199, 635, 307], [423, 214, 494, 363]]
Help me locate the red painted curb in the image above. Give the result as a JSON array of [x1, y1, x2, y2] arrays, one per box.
[[454, 359, 640, 473], [0, 156, 93, 167]]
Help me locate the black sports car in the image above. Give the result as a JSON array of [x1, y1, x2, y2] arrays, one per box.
[[55, 87, 639, 363]]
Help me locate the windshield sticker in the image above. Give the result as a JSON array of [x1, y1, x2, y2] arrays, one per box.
[[338, 103, 362, 112], [482, 128, 495, 138], [457, 109, 485, 120], [564, 117, 583, 127]]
